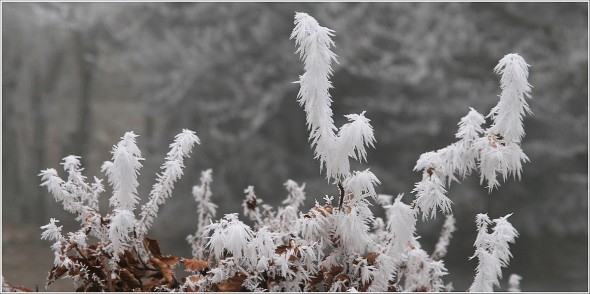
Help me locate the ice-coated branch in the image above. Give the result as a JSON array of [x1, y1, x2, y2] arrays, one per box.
[[276, 180, 308, 234], [39, 168, 84, 215], [476, 135, 529, 192], [490, 214, 519, 268], [402, 241, 448, 292], [244, 227, 278, 269], [187, 169, 217, 258], [384, 194, 417, 259], [453, 109, 486, 178], [457, 108, 486, 142], [334, 112, 376, 176], [411, 54, 533, 218], [410, 108, 484, 219], [335, 198, 375, 254], [478, 54, 532, 191], [489, 53, 532, 143], [283, 179, 306, 210], [205, 213, 254, 262], [39, 157, 106, 244], [40, 155, 104, 217], [291, 12, 338, 178], [108, 209, 135, 261], [469, 213, 519, 292], [242, 185, 263, 226], [136, 129, 200, 240], [343, 169, 381, 202], [195, 169, 217, 228], [40, 218, 66, 266], [412, 165, 452, 220], [41, 217, 93, 286], [431, 214, 457, 260], [102, 131, 143, 211], [291, 13, 376, 181]]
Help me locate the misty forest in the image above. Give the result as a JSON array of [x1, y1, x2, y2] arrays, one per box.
[[2, 2, 588, 292]]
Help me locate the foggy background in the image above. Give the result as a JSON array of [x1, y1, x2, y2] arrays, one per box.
[[2, 2, 587, 292]]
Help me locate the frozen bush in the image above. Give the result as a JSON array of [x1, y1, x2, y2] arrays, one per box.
[[38, 12, 529, 292]]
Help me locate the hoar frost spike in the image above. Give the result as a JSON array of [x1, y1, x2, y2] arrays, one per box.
[[469, 213, 519, 292], [102, 131, 143, 212], [291, 12, 376, 181], [412, 53, 532, 219], [136, 129, 200, 240], [478, 53, 532, 191], [291, 12, 338, 179]]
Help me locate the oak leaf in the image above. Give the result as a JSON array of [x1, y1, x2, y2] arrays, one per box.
[[181, 258, 209, 273], [217, 272, 246, 292]]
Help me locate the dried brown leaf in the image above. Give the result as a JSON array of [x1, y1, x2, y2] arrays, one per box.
[[188, 276, 201, 283], [307, 205, 334, 219], [329, 264, 344, 276], [181, 258, 209, 273], [119, 267, 141, 289], [142, 277, 162, 292], [184, 276, 201, 292], [129, 262, 148, 279], [119, 249, 139, 267], [365, 252, 379, 265], [334, 273, 349, 283], [148, 271, 163, 280], [150, 257, 174, 283], [288, 251, 299, 262], [145, 237, 162, 258], [275, 244, 288, 255], [159, 255, 180, 267], [308, 271, 324, 287], [47, 266, 68, 286], [246, 198, 257, 211], [217, 272, 246, 292]]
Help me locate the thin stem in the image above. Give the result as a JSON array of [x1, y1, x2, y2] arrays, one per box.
[[337, 181, 345, 211]]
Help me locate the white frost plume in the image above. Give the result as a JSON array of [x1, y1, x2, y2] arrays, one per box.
[[102, 131, 143, 211]]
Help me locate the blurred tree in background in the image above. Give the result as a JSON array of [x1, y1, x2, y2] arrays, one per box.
[[2, 2, 587, 291]]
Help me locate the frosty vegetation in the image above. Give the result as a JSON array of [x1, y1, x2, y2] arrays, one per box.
[[31, 12, 531, 292]]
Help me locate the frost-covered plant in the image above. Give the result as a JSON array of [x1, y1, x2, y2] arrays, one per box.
[[186, 169, 218, 259], [477, 54, 532, 191], [469, 214, 519, 292], [384, 194, 417, 260], [283, 179, 306, 210], [242, 186, 263, 226], [291, 12, 376, 189], [137, 129, 200, 240], [38, 12, 530, 293], [431, 214, 457, 261], [39, 130, 200, 291], [411, 53, 532, 220], [205, 213, 254, 262]]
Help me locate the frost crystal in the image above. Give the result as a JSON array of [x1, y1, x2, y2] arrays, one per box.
[[137, 129, 200, 239], [469, 213, 519, 292], [102, 131, 143, 211]]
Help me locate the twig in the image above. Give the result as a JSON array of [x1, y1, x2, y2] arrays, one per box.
[[75, 245, 89, 262], [337, 181, 345, 211]]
